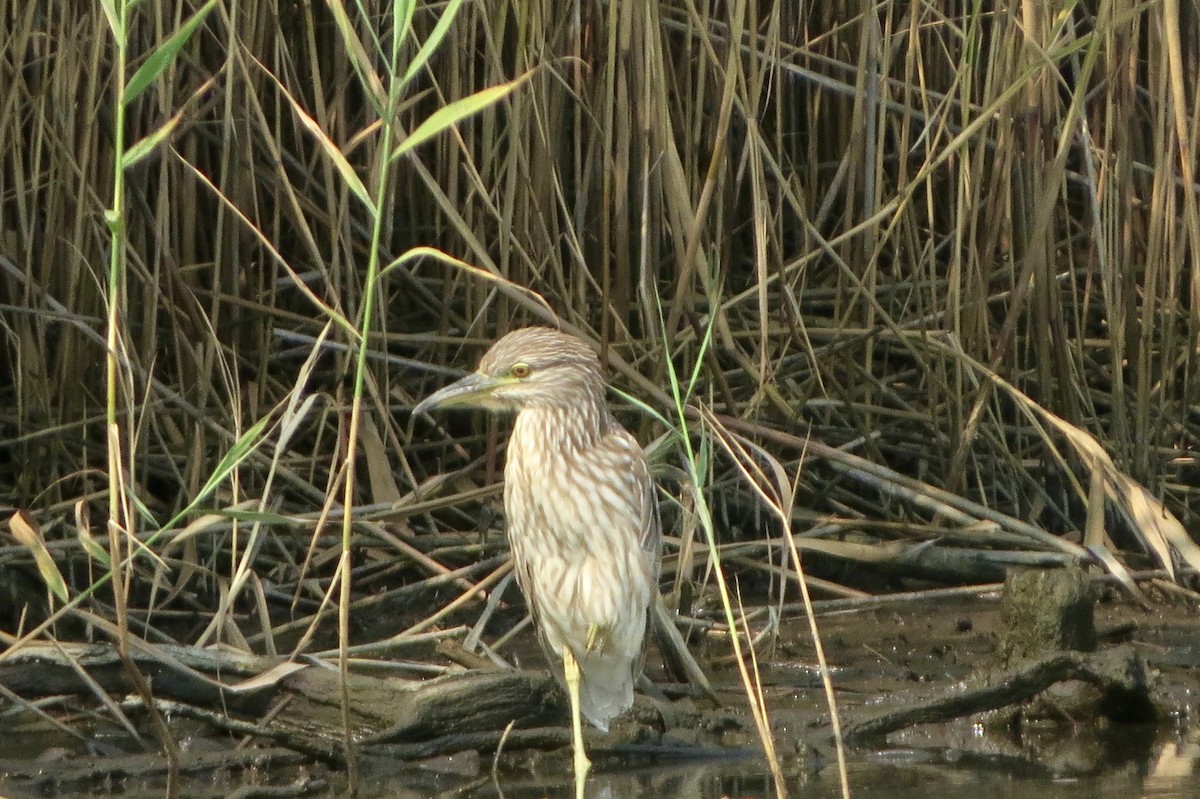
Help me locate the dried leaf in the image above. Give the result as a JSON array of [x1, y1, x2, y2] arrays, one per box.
[[227, 660, 308, 693], [360, 415, 401, 504], [8, 511, 68, 602]]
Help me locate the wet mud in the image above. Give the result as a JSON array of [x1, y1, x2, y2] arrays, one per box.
[[1, 579, 1198, 798]]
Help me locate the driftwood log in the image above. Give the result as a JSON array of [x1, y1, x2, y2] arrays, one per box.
[[842, 645, 1155, 744], [0, 641, 566, 761]]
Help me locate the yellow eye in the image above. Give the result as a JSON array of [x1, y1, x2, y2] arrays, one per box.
[[510, 362, 533, 379]]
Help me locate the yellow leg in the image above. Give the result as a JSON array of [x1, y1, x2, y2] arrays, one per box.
[[562, 646, 591, 795]]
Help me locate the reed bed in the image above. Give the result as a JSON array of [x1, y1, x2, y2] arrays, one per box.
[[1, 0, 1198, 792]]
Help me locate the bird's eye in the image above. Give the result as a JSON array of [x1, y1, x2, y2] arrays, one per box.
[[510, 362, 533, 379]]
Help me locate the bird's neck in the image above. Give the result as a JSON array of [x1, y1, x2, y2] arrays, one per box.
[[511, 399, 614, 455]]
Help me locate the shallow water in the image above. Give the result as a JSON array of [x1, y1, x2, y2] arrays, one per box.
[[376, 738, 1200, 799], [3, 594, 1198, 798], [4, 730, 1195, 799]]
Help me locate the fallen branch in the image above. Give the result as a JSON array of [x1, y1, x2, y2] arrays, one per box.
[[843, 645, 1153, 744]]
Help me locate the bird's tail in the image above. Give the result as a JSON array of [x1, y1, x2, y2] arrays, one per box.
[[576, 647, 636, 732]]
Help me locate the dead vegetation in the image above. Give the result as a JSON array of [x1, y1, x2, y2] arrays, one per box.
[[1, 0, 1199, 795]]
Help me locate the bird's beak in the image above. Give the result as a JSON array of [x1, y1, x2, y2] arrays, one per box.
[[413, 372, 508, 417]]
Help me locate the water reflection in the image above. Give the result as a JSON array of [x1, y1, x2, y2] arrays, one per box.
[[411, 736, 1197, 799], [0, 727, 1194, 798]]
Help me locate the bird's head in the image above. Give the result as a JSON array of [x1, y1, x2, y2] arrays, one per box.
[[413, 327, 607, 416]]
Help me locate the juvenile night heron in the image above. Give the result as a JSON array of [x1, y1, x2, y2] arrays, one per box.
[[413, 327, 659, 777]]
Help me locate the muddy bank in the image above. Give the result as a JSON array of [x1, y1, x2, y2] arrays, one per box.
[[0, 577, 1197, 797]]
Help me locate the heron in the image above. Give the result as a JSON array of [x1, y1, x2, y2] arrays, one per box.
[[413, 326, 660, 780]]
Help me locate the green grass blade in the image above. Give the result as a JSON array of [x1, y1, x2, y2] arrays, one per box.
[[400, 0, 465, 89], [97, 0, 119, 36], [391, 73, 532, 162], [323, 0, 387, 113], [123, 0, 218, 105], [154, 413, 276, 538], [393, 0, 417, 65], [121, 110, 183, 170], [256, 62, 375, 212]]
